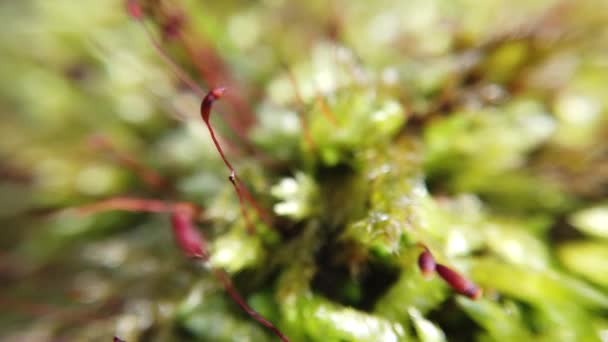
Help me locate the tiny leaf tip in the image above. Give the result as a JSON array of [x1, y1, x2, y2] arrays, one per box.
[[464, 285, 483, 300], [201, 87, 227, 121], [417, 249, 436, 279], [210, 87, 227, 100]]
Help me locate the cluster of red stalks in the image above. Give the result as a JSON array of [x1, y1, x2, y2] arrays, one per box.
[[85, 1, 478, 341], [94, 1, 290, 341]]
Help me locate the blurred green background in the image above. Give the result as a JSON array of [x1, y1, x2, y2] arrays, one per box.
[[1, 0, 608, 341]]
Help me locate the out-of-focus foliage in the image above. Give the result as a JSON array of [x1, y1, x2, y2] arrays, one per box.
[[1, 0, 608, 341]]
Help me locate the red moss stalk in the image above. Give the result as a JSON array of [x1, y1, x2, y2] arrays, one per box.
[[171, 207, 207, 258], [435, 264, 482, 300], [235, 180, 273, 228], [170, 208, 290, 342], [126, 0, 205, 98], [146, 0, 257, 135], [126, 1, 271, 231], [284, 66, 315, 150], [77, 198, 288, 339], [89, 134, 166, 190], [201, 88, 271, 233], [228, 172, 256, 234], [126, 0, 254, 148], [211, 268, 291, 342], [125, 0, 270, 160], [75, 197, 199, 216], [200, 88, 232, 169], [178, 32, 257, 134], [315, 93, 340, 127]]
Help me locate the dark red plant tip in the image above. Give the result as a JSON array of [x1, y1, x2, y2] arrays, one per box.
[[171, 209, 207, 259], [201, 87, 227, 122], [114, 337, 126, 342], [125, 0, 143, 20], [417, 249, 436, 278], [435, 264, 482, 300]]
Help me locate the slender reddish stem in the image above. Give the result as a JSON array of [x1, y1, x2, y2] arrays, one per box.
[[127, 1, 205, 98], [75, 197, 199, 216], [76, 197, 169, 214], [139, 22, 206, 98], [171, 211, 289, 341], [201, 88, 271, 232], [89, 134, 166, 190], [315, 93, 339, 127], [284, 66, 315, 150], [234, 177, 273, 228], [127, 1, 250, 147], [204, 117, 234, 172], [211, 268, 291, 342], [178, 31, 256, 133], [204, 115, 272, 227], [229, 172, 256, 234]]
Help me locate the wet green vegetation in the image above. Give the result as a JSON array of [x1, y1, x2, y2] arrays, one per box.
[[1, 0, 608, 341]]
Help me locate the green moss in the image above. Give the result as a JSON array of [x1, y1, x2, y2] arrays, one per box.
[[2, 0, 608, 341]]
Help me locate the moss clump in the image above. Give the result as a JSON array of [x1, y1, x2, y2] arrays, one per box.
[[1, 0, 608, 341]]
